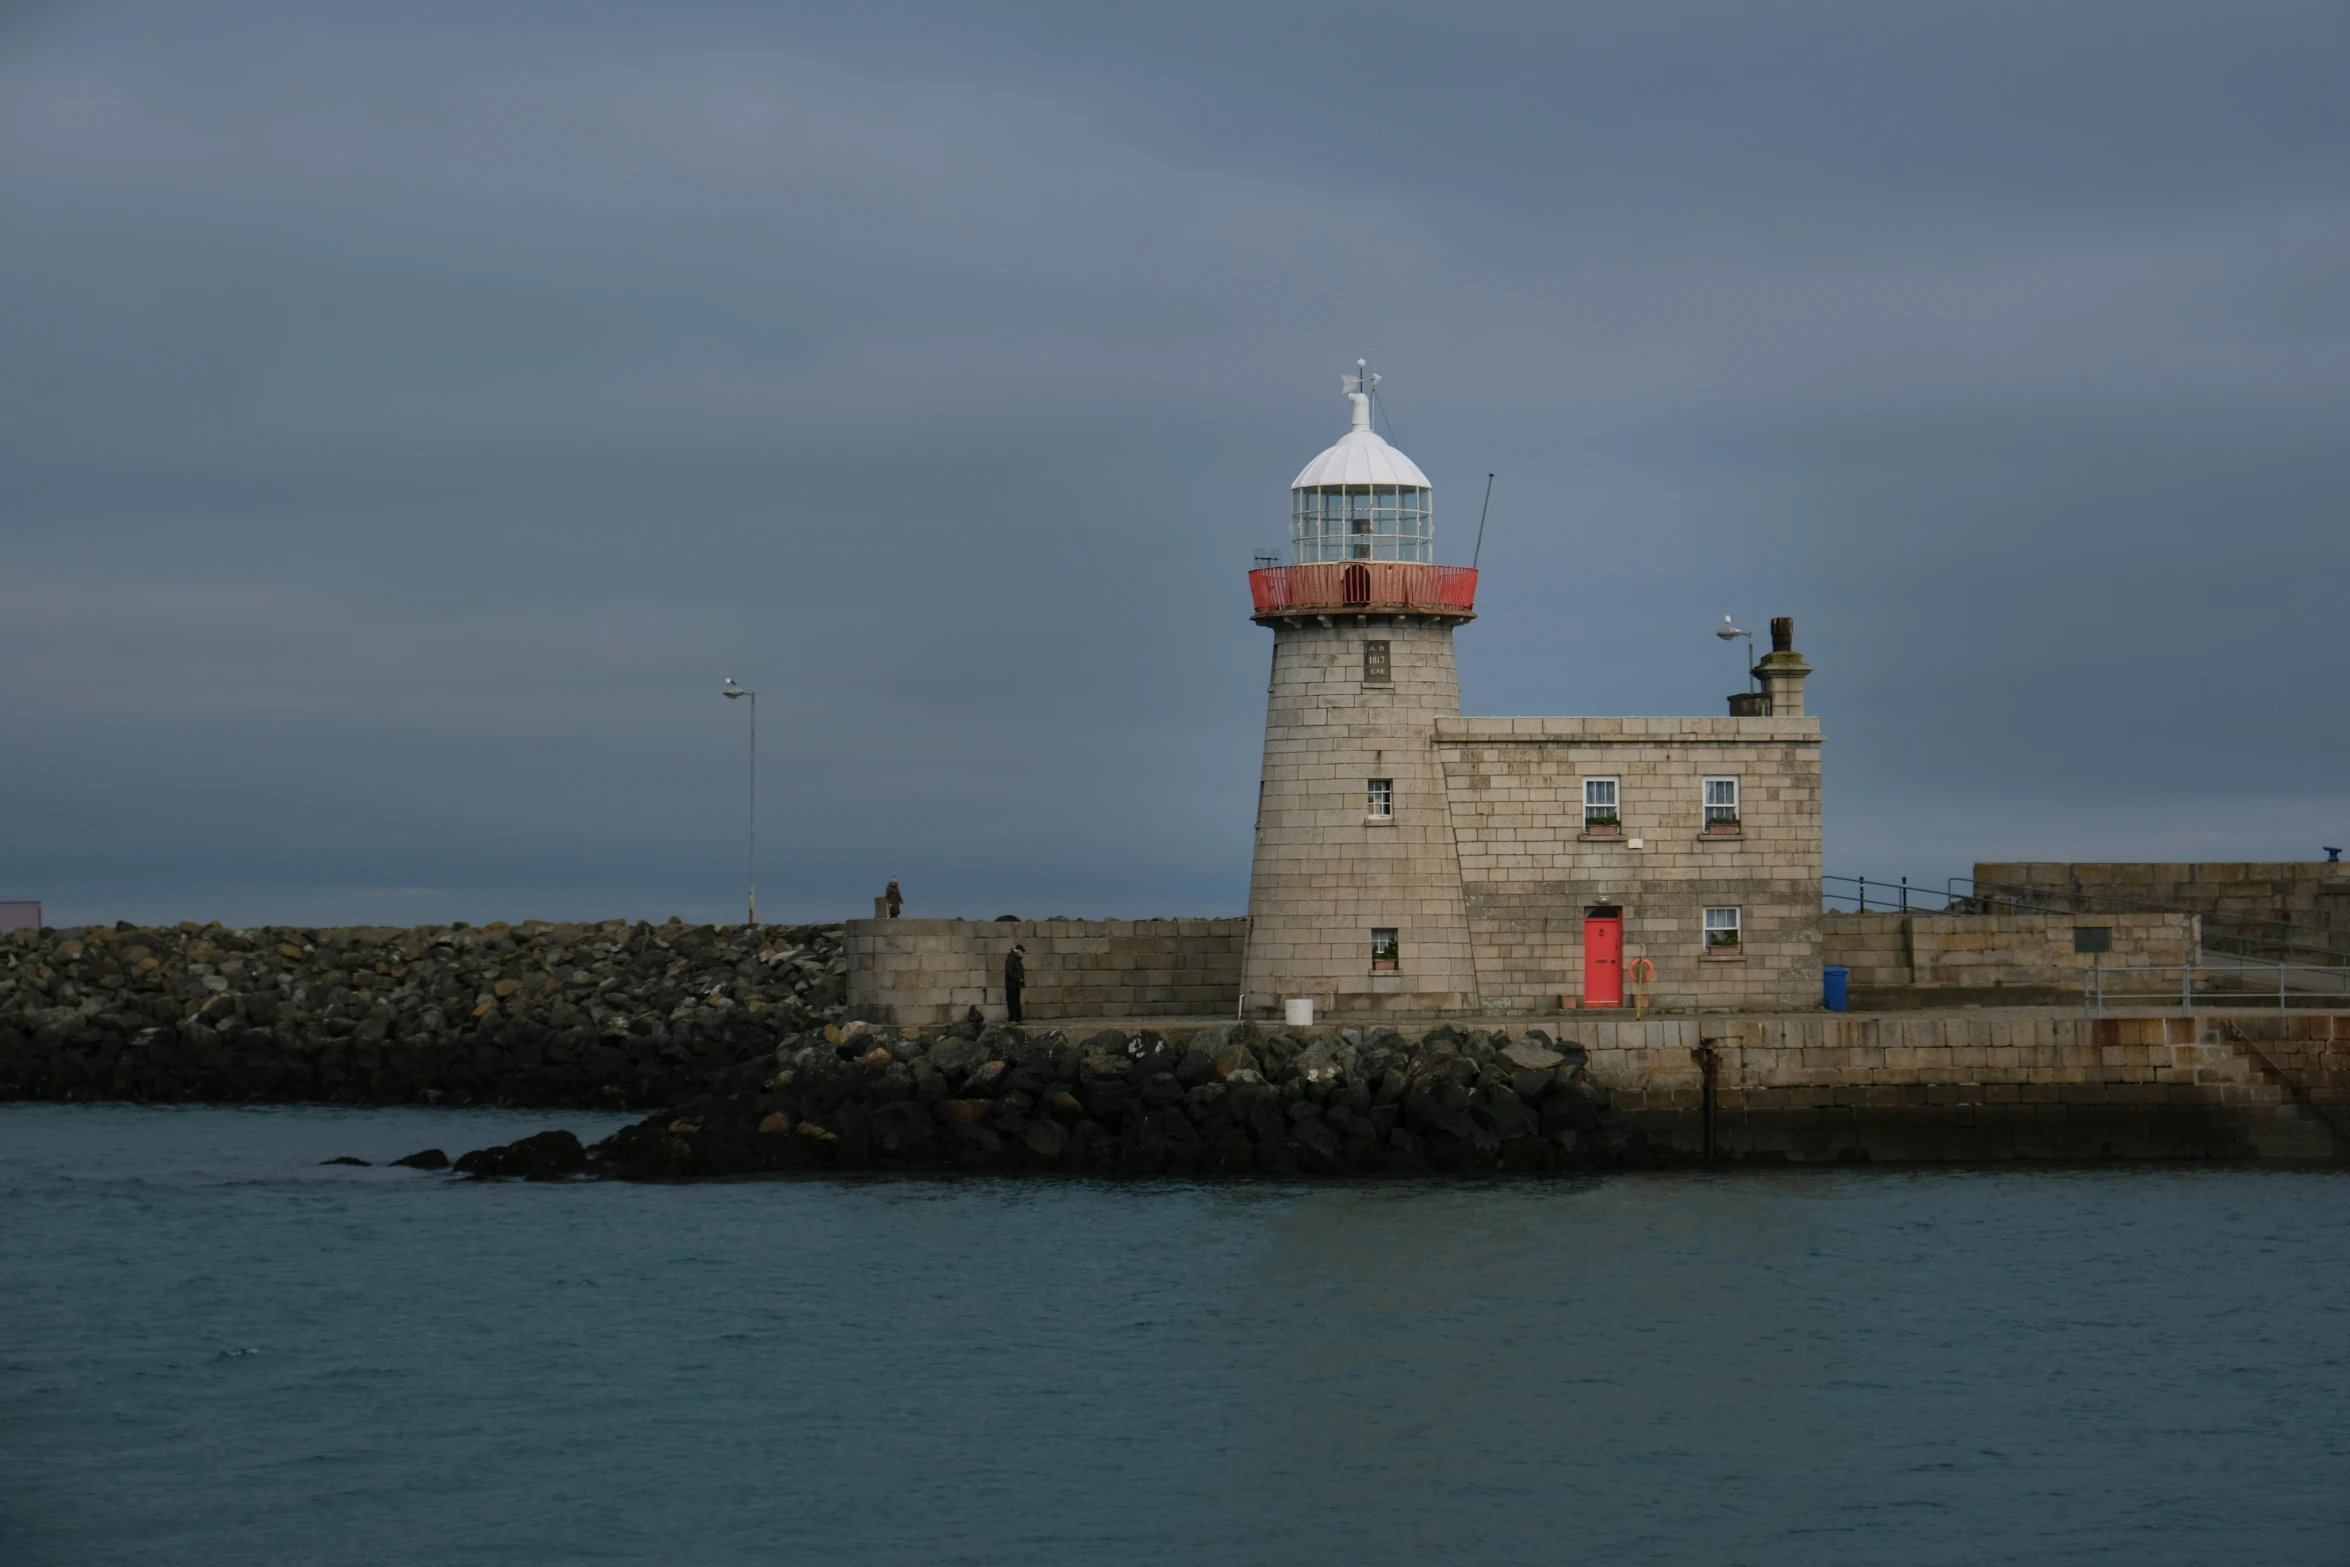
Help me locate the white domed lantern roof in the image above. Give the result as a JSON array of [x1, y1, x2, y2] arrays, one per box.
[[1290, 400, 1432, 489], [1289, 363, 1433, 563]]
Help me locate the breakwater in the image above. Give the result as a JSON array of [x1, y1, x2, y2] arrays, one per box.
[[457, 1018, 1621, 1179], [6, 921, 2347, 1169], [0, 920, 846, 1109], [452, 1010, 2350, 1180]]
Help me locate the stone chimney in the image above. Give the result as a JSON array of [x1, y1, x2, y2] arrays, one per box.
[[1754, 616, 1812, 717]]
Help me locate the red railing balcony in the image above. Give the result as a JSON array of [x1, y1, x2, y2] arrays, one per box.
[[1248, 562, 1478, 617]]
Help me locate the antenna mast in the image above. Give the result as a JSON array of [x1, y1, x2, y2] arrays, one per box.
[[1471, 473, 1495, 570]]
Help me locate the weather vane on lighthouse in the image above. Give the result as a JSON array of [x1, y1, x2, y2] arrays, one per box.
[[1343, 358, 1379, 398]]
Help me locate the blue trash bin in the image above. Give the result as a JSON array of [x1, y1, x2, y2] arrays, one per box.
[[1822, 965, 1849, 1012]]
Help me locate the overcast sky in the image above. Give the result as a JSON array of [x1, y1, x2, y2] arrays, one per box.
[[3, 0, 2345, 928]]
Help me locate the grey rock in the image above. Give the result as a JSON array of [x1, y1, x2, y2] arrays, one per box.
[[1290, 1116, 1341, 1162], [1511, 1067, 1556, 1101]]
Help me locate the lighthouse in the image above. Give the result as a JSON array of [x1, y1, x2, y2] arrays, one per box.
[[1240, 366, 1484, 1017], [848, 372, 1824, 1028]]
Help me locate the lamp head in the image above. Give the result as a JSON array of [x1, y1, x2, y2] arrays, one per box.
[[1716, 617, 1747, 642], [723, 678, 745, 700]]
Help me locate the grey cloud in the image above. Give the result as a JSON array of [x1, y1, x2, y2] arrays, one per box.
[[2, 0, 2345, 925]]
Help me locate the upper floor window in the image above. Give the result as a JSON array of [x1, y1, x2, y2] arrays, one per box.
[[1703, 776, 1740, 826], [1370, 928, 1400, 971], [1367, 779, 1394, 818], [1584, 777, 1620, 827], [1705, 907, 1742, 949]]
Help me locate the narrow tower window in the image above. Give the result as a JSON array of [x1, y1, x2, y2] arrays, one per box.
[[1370, 928, 1400, 971], [1363, 640, 1391, 683], [1367, 779, 1393, 818]]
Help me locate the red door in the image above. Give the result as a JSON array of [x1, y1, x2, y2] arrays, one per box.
[[1583, 912, 1624, 1007]]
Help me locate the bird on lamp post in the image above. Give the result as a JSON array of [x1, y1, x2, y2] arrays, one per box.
[[1716, 617, 1756, 693], [723, 678, 757, 927]]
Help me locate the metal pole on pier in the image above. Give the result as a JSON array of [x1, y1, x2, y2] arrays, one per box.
[[723, 678, 758, 926]]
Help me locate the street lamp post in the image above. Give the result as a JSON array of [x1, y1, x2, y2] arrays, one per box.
[[1716, 617, 1756, 692], [723, 678, 756, 927]]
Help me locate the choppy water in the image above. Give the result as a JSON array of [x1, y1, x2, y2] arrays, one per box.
[[3, 1105, 2348, 1565]]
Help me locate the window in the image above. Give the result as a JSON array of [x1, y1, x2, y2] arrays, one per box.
[[1370, 928, 1399, 971], [1367, 778, 1393, 818], [1703, 776, 1740, 826], [1289, 485, 1434, 564], [1363, 640, 1391, 683], [1705, 907, 1742, 949], [1583, 777, 1620, 828]]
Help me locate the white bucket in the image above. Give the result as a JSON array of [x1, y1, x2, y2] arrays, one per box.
[[1284, 998, 1316, 1027]]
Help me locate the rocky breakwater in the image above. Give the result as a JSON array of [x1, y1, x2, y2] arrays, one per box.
[[0, 919, 848, 1108], [455, 1018, 1643, 1179]]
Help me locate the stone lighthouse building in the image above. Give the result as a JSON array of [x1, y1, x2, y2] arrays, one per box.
[[1240, 370, 1824, 1017], [1240, 370, 1484, 1014]]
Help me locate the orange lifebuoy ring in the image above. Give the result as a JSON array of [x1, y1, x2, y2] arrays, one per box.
[[1629, 957, 1655, 1018]]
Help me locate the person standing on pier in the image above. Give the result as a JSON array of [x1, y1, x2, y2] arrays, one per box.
[[1003, 944, 1026, 1024], [884, 880, 903, 918]]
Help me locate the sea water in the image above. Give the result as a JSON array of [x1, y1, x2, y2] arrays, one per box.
[[3, 1103, 2347, 1566]]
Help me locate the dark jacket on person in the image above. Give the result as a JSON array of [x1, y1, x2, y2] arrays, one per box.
[[1004, 950, 1025, 987]]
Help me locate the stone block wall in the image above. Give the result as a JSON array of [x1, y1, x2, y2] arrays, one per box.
[[1571, 1010, 2349, 1163], [1975, 861, 2350, 957], [1823, 912, 2199, 1005], [846, 918, 1248, 1026], [1435, 716, 1823, 1012], [1242, 618, 1481, 1015]]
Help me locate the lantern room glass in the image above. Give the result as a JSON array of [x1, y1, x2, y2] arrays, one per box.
[[1290, 484, 1433, 563]]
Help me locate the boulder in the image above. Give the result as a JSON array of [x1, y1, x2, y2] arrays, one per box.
[[868, 1100, 939, 1152], [454, 1129, 588, 1180], [390, 1148, 450, 1170], [1212, 1042, 1260, 1080], [1502, 1040, 1564, 1071], [320, 1156, 370, 1166], [1292, 1041, 1344, 1086], [1510, 1067, 1556, 1102], [1473, 1101, 1540, 1141], [1126, 1036, 1180, 1082], [927, 1037, 988, 1082], [1290, 1116, 1342, 1164]]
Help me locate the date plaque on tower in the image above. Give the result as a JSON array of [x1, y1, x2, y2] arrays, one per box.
[[1364, 640, 1391, 683]]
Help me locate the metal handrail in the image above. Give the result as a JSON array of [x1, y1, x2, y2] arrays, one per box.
[[2075, 961, 2350, 1013], [1247, 562, 1478, 615], [1822, 874, 1959, 914]]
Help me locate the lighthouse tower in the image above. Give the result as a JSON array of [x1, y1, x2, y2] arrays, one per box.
[[1240, 367, 1482, 1017]]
